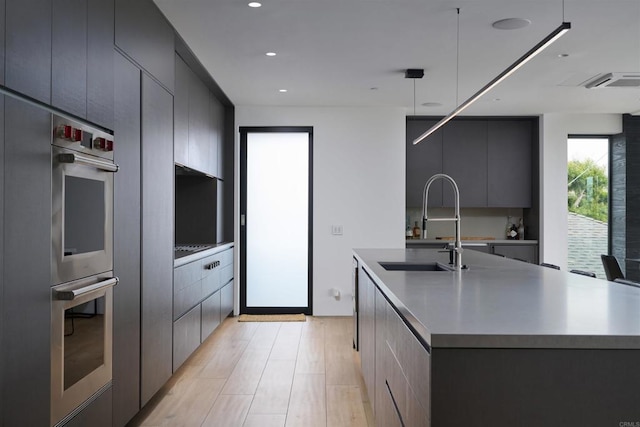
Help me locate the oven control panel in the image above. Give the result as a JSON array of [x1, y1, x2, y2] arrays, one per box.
[[52, 115, 115, 161]]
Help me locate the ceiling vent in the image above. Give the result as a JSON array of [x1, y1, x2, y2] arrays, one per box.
[[584, 73, 640, 89]]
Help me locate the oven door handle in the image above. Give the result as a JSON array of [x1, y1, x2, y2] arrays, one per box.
[[58, 152, 119, 172], [54, 277, 119, 300]]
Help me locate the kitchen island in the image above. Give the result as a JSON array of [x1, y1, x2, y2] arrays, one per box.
[[354, 248, 640, 426]]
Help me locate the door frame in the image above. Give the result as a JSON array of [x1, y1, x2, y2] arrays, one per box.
[[239, 126, 313, 315]]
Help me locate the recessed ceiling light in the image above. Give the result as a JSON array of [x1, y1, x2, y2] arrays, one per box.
[[279, 89, 287, 93], [370, 87, 378, 91], [266, 52, 276, 57], [558, 53, 570, 58], [421, 102, 442, 107], [248, 2, 262, 8], [492, 18, 531, 30]]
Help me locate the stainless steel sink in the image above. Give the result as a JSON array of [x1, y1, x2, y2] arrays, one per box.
[[378, 261, 454, 272]]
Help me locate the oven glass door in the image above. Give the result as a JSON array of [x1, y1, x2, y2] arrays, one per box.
[[52, 146, 114, 285], [51, 274, 115, 426]]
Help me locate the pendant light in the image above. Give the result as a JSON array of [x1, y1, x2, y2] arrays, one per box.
[[413, 8, 571, 145]]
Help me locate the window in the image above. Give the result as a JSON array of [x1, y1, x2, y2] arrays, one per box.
[[567, 137, 609, 278]]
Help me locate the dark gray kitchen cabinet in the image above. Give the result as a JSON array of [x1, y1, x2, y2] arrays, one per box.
[[49, 0, 114, 128], [87, 0, 115, 129], [63, 387, 112, 427], [52, 0, 88, 118], [406, 118, 443, 208], [210, 91, 223, 178], [0, 96, 4, 425], [140, 74, 174, 406], [491, 243, 538, 264], [173, 304, 201, 372], [487, 120, 533, 208], [5, 0, 52, 103], [217, 180, 224, 243], [174, 259, 203, 320], [113, 51, 141, 427], [0, 0, 5, 85], [188, 70, 210, 174], [201, 290, 222, 342], [115, 0, 175, 92], [442, 120, 488, 207], [359, 269, 376, 416], [221, 280, 234, 321], [2, 96, 51, 426], [174, 54, 190, 166]]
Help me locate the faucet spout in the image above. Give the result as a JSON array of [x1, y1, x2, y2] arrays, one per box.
[[421, 173, 463, 270]]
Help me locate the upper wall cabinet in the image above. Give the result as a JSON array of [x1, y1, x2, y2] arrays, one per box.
[[406, 117, 535, 208], [5, 0, 52, 103], [174, 54, 222, 178], [487, 120, 532, 208], [442, 120, 488, 207], [115, 0, 175, 92], [406, 119, 443, 208], [87, 0, 115, 129]]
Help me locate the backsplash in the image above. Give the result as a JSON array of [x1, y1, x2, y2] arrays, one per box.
[[406, 207, 525, 240]]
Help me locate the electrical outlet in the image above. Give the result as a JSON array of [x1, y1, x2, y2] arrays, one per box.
[[331, 225, 343, 235]]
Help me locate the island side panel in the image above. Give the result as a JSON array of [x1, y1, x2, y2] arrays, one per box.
[[431, 348, 640, 426]]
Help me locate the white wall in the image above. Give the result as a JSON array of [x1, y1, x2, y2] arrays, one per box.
[[235, 106, 406, 315], [540, 113, 621, 269]]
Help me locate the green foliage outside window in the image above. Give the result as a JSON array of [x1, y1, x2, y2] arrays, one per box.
[[567, 159, 608, 222]]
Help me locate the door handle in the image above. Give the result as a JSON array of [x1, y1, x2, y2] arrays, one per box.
[[53, 277, 119, 300], [241, 214, 246, 226], [58, 152, 119, 172]]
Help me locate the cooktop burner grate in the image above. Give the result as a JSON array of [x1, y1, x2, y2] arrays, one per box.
[[175, 245, 212, 253]]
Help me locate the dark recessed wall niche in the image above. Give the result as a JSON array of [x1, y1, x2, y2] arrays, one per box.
[[175, 167, 217, 245]]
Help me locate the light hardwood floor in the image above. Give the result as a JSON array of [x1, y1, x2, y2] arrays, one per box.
[[130, 316, 374, 427]]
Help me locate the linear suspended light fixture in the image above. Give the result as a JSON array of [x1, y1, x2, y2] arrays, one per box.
[[413, 21, 571, 145]]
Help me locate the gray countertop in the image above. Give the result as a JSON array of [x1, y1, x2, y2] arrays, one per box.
[[354, 248, 640, 350], [406, 239, 538, 245], [174, 242, 234, 267]]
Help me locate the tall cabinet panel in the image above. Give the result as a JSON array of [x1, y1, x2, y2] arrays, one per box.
[[209, 91, 222, 177], [87, 0, 115, 129], [115, 0, 175, 92], [442, 120, 488, 207], [52, 0, 88, 118], [113, 52, 142, 427], [487, 120, 532, 208], [406, 119, 444, 208], [140, 74, 174, 406], [174, 54, 190, 166], [188, 71, 210, 174], [2, 97, 51, 426], [0, 0, 5, 84], [0, 96, 4, 425], [5, 0, 52, 103]]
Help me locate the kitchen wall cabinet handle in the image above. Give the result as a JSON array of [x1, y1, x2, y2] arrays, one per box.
[[58, 152, 119, 172], [53, 277, 119, 300]]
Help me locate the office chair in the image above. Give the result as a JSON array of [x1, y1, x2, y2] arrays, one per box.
[[540, 262, 560, 270], [569, 269, 596, 278]]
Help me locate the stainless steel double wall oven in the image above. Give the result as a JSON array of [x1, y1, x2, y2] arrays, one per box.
[[50, 114, 118, 426]]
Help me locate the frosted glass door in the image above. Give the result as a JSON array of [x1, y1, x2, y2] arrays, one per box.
[[243, 130, 311, 311]]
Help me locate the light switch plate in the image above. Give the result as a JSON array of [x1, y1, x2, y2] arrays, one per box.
[[331, 225, 343, 235]]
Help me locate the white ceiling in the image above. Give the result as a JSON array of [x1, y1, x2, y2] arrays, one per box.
[[154, 0, 640, 116]]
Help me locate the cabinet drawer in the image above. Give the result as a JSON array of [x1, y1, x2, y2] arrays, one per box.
[[220, 264, 233, 286], [220, 248, 233, 267], [173, 305, 201, 372], [201, 290, 221, 342], [201, 253, 224, 279], [386, 305, 431, 417], [174, 260, 201, 291], [220, 280, 234, 321]]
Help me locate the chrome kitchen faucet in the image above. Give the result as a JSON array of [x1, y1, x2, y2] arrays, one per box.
[[422, 173, 463, 270]]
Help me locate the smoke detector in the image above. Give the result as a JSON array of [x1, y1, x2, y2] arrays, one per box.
[[584, 73, 640, 88]]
